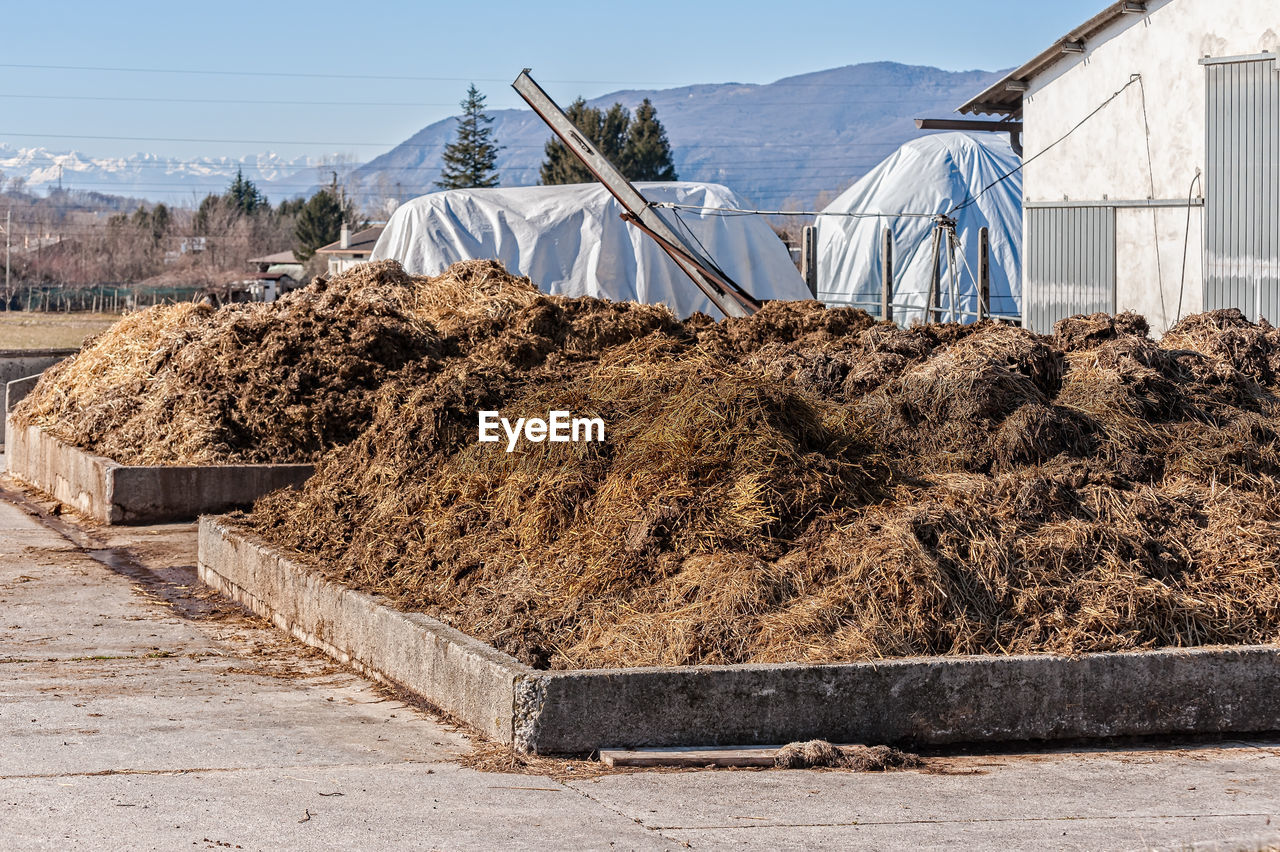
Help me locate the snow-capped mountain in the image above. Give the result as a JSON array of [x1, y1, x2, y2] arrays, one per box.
[[0, 145, 331, 205]]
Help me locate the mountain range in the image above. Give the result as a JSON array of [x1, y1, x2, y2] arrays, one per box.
[[0, 62, 1004, 210], [353, 62, 1004, 210], [0, 146, 334, 206]]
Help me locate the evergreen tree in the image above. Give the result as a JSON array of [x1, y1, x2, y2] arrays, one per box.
[[276, 197, 306, 217], [293, 188, 358, 261], [435, 85, 502, 190], [540, 100, 632, 185], [192, 193, 224, 236], [148, 203, 171, 244], [540, 99, 676, 184], [227, 168, 266, 216], [621, 98, 677, 181]]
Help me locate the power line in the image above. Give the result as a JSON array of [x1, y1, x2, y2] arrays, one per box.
[[1, 174, 873, 194], [0, 61, 988, 89], [0, 130, 906, 151], [0, 62, 679, 86], [0, 153, 888, 172], [0, 92, 964, 109], [0, 93, 472, 108]]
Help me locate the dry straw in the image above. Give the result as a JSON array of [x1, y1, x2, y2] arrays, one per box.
[[21, 257, 1280, 668], [244, 270, 1280, 669]]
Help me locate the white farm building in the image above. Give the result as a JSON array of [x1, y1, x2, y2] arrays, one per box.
[[958, 0, 1279, 334]]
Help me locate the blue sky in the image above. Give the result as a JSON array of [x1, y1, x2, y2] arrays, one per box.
[[1, 0, 1104, 162]]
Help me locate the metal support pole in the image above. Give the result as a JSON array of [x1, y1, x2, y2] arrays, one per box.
[[927, 224, 942, 322], [977, 226, 990, 322], [3, 209, 9, 310], [800, 225, 817, 297], [880, 226, 894, 323], [946, 229, 959, 323]]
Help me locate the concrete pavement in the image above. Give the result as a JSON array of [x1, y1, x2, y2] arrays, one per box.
[[2, 473, 1279, 851]]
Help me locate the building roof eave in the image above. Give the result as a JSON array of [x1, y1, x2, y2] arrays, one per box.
[[957, 1, 1151, 116]]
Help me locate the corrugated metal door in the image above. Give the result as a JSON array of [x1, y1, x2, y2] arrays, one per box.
[[1023, 205, 1116, 333], [1204, 55, 1280, 321]]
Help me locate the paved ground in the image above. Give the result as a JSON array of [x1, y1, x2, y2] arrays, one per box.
[[1, 475, 1279, 850]]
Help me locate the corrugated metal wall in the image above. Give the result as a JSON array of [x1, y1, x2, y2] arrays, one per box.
[[1205, 56, 1280, 321], [1023, 205, 1116, 333]]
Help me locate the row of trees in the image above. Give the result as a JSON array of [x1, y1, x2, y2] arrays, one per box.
[[435, 86, 678, 190], [1, 169, 363, 307], [191, 170, 360, 261]]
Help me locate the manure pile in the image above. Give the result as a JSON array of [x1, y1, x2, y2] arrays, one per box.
[[14, 261, 443, 464], [240, 263, 1280, 670]]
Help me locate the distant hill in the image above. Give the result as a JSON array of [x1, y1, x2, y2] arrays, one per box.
[[354, 62, 1005, 210]]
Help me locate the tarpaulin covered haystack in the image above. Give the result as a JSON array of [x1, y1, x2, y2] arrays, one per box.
[[242, 264, 1280, 670], [370, 182, 812, 319], [816, 132, 1022, 325]]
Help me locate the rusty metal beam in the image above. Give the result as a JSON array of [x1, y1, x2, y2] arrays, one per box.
[[915, 118, 1024, 133], [512, 69, 760, 317], [915, 117, 1024, 156]]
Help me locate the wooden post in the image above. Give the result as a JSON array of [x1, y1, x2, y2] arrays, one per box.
[[927, 224, 942, 322], [977, 226, 990, 322], [800, 225, 817, 297], [880, 226, 894, 323]]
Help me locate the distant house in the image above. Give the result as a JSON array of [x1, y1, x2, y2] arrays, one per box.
[[315, 224, 384, 276], [165, 236, 209, 265], [247, 250, 306, 282], [242, 271, 299, 303]]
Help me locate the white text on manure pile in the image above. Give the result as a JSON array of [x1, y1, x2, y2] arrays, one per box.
[[478, 411, 605, 452]]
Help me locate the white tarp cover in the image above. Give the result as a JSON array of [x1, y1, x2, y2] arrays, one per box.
[[371, 181, 810, 319], [816, 132, 1022, 325]]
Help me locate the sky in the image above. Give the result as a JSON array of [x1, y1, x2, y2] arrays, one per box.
[[0, 0, 1105, 166]]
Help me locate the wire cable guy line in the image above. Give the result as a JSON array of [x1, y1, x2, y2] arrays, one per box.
[[653, 202, 941, 219], [947, 74, 1144, 216]]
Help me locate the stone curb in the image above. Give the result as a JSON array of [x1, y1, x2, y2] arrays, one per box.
[[198, 516, 1280, 754], [0, 351, 76, 444], [5, 379, 312, 524]]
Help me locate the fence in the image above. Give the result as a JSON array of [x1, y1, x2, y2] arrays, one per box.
[[807, 222, 1021, 325], [4, 284, 206, 313]]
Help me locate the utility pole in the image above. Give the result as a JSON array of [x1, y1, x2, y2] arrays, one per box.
[[3, 209, 10, 310]]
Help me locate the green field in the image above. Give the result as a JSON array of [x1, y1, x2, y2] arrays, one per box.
[[0, 311, 121, 351]]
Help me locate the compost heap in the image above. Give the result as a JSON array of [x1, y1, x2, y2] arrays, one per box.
[[13, 262, 440, 464], [242, 262, 1280, 670]]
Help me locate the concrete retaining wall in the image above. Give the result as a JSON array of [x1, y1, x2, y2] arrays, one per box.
[[0, 350, 76, 444], [5, 390, 313, 523], [198, 517, 526, 741], [198, 517, 1280, 754]]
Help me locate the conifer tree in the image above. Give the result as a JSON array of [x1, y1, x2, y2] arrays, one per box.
[[436, 85, 502, 190], [540, 99, 677, 184], [622, 98, 678, 181], [540, 100, 632, 185], [227, 167, 266, 215], [293, 186, 359, 260]]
